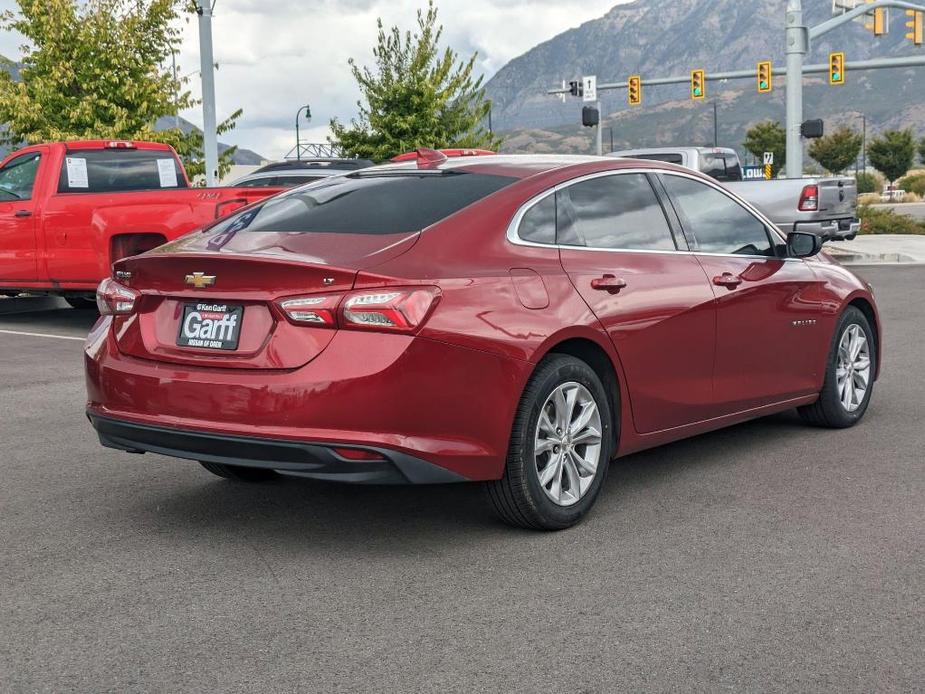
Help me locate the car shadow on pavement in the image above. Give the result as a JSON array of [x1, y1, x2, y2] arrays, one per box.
[[0, 306, 99, 334], [125, 411, 810, 544]]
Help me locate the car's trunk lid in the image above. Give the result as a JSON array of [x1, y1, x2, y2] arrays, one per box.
[[112, 231, 418, 369]]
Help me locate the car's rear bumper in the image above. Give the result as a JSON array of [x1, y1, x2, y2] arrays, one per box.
[[85, 319, 532, 481], [88, 413, 466, 484]]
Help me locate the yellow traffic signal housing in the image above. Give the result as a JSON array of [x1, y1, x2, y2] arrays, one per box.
[[865, 7, 886, 36], [907, 10, 924, 45], [829, 52, 846, 85], [628, 75, 642, 106], [690, 69, 705, 100], [757, 61, 772, 94]]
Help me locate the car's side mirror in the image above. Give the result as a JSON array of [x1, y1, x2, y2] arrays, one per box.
[[787, 231, 823, 258]]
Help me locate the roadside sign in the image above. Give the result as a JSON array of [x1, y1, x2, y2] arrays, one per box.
[[763, 152, 774, 165], [764, 164, 773, 180], [742, 166, 766, 180], [583, 75, 597, 102]]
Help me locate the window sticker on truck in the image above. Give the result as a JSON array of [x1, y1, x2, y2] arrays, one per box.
[[66, 157, 89, 189], [157, 158, 179, 188]]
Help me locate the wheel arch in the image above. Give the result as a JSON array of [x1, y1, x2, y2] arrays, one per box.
[[846, 295, 881, 380]]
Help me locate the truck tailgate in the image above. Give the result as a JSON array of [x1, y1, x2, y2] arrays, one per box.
[[817, 178, 857, 218]]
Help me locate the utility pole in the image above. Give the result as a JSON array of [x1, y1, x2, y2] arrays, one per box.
[[713, 101, 719, 147], [196, 0, 219, 187], [785, 0, 807, 179], [596, 101, 603, 156]]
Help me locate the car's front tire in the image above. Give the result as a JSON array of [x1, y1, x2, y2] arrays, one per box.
[[798, 306, 876, 428], [487, 354, 614, 530], [199, 461, 278, 482]]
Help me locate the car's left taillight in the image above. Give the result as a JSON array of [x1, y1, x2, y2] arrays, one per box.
[[799, 185, 819, 212], [96, 278, 140, 316]]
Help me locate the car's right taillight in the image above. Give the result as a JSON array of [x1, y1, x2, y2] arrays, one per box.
[[96, 278, 140, 316], [343, 287, 440, 333], [799, 185, 819, 212]]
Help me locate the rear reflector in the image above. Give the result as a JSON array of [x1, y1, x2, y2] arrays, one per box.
[[332, 447, 387, 461], [96, 278, 140, 316], [799, 185, 819, 212]]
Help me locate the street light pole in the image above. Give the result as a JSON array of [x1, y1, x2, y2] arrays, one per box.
[[196, 0, 219, 187], [295, 105, 311, 161]]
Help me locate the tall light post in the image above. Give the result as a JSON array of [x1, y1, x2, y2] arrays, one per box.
[[295, 105, 312, 161], [195, 0, 218, 186]]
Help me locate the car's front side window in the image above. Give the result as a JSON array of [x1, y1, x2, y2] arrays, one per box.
[[661, 174, 775, 257], [0, 153, 41, 201], [556, 173, 677, 251]]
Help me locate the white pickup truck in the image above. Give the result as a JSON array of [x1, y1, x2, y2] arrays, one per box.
[[607, 147, 860, 240]]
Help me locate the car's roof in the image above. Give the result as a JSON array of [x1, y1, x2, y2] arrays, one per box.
[[255, 158, 375, 174], [373, 153, 691, 180]]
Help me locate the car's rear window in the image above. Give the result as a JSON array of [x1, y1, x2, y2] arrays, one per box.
[[57, 149, 188, 193], [214, 171, 517, 235]]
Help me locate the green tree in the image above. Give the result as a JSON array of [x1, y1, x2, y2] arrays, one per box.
[[0, 0, 240, 180], [919, 136, 925, 165], [808, 126, 863, 174], [867, 129, 916, 185], [330, 1, 500, 162], [743, 121, 786, 177]]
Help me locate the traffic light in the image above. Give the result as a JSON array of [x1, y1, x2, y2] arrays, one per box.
[[907, 10, 924, 46], [865, 7, 886, 36], [628, 75, 642, 106], [757, 61, 772, 94], [829, 52, 845, 85], [568, 80, 583, 98], [690, 69, 705, 100]]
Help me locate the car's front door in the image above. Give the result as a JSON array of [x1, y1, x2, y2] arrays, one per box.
[[659, 173, 827, 415], [0, 151, 43, 284], [554, 172, 717, 434]]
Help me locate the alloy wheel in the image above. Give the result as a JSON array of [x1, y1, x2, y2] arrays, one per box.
[[534, 382, 603, 507], [835, 324, 871, 413]]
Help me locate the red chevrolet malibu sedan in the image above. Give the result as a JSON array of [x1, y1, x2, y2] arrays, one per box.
[[85, 152, 880, 530]]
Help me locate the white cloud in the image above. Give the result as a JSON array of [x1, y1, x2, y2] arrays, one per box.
[[0, 0, 627, 158]]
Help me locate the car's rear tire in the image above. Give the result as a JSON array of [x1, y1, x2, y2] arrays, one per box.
[[487, 354, 615, 531], [199, 461, 278, 482], [798, 306, 875, 428], [65, 297, 97, 310]]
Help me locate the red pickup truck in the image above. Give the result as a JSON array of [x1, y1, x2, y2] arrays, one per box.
[[0, 140, 282, 307]]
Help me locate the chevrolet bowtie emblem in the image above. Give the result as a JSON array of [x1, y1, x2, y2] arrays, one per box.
[[185, 272, 216, 289]]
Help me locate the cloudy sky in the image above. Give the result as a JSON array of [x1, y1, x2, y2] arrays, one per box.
[[0, 0, 625, 159]]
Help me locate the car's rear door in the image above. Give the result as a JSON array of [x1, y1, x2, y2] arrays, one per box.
[[554, 171, 717, 434], [658, 172, 827, 415]]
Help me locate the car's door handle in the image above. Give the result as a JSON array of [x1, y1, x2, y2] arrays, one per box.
[[590, 275, 628, 293], [713, 273, 743, 288], [14, 210, 32, 218]]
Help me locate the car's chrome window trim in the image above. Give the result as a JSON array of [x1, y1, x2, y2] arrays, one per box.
[[506, 167, 793, 261]]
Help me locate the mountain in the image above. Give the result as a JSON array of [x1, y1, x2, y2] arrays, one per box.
[[485, 0, 925, 157], [0, 57, 266, 164]]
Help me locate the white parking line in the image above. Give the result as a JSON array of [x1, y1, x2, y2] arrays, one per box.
[[0, 329, 85, 342]]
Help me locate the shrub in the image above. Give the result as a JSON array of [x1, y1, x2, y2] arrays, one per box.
[[855, 172, 882, 194], [858, 205, 925, 235], [898, 174, 925, 197]]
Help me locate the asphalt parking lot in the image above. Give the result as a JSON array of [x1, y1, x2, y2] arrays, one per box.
[[1, 266, 923, 693]]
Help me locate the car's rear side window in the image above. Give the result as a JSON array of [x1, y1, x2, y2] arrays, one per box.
[[57, 149, 188, 193], [219, 172, 517, 235]]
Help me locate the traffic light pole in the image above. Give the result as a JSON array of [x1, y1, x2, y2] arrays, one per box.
[[548, 0, 925, 178], [596, 101, 603, 156], [786, 0, 925, 178]]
